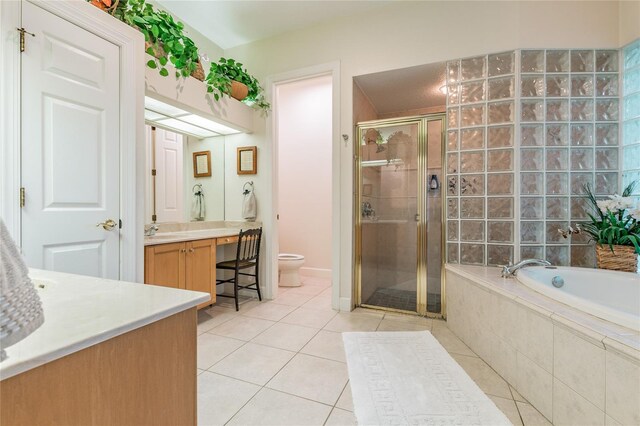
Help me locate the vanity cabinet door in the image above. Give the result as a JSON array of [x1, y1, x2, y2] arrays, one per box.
[[144, 242, 186, 289], [185, 239, 216, 309]]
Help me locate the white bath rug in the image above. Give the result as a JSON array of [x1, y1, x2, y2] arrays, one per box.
[[342, 331, 512, 426]]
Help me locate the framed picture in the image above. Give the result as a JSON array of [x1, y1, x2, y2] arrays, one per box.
[[193, 151, 211, 177], [237, 146, 257, 175]]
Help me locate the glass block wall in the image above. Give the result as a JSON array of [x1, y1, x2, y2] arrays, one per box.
[[446, 51, 517, 266], [623, 40, 640, 196], [519, 49, 620, 267], [446, 49, 622, 267]]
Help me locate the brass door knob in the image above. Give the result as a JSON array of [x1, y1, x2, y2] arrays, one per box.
[[96, 219, 117, 231]]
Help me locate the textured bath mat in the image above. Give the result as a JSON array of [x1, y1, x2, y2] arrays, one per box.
[[342, 331, 512, 425]]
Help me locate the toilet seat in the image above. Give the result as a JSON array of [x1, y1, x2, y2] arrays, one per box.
[[279, 253, 304, 261]]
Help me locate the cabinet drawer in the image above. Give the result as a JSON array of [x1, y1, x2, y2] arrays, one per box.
[[217, 235, 239, 245]]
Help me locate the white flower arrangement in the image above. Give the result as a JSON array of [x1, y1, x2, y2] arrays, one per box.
[[583, 181, 640, 254]]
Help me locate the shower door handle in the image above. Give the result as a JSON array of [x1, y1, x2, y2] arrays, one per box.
[[414, 213, 420, 222]]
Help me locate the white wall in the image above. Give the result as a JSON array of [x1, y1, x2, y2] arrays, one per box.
[[220, 1, 623, 309], [183, 135, 225, 221], [277, 75, 332, 273]]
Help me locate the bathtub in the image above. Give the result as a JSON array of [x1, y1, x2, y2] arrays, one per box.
[[517, 266, 640, 331]]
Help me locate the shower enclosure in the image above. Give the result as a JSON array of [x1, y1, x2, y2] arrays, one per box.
[[355, 114, 445, 315]]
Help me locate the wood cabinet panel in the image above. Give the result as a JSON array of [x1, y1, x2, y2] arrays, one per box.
[[217, 235, 239, 245], [185, 239, 215, 309], [145, 239, 217, 309], [144, 242, 185, 289], [0, 309, 197, 426]]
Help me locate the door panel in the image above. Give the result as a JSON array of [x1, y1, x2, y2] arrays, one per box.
[[21, 2, 120, 279], [43, 241, 105, 277], [358, 121, 420, 312], [154, 128, 184, 223]]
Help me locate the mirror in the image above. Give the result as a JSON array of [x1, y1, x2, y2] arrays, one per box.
[[144, 124, 225, 224]]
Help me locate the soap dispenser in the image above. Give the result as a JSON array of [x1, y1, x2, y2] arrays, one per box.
[[429, 174, 439, 190]]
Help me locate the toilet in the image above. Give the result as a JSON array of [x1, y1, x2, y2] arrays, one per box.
[[278, 253, 305, 287]]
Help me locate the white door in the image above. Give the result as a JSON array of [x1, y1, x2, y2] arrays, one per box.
[[154, 127, 184, 222], [21, 2, 120, 279]]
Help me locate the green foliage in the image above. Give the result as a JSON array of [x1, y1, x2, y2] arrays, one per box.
[[206, 58, 270, 113], [582, 181, 640, 254], [89, 0, 198, 80], [88, 0, 270, 113]]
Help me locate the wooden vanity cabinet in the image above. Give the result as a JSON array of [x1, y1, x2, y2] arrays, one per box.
[[145, 239, 216, 309]]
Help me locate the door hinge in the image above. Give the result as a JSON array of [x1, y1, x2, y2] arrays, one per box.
[[119, 219, 123, 229], [19, 187, 25, 207], [151, 169, 156, 176], [151, 214, 157, 222], [17, 28, 35, 53]]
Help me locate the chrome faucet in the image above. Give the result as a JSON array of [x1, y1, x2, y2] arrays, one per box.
[[144, 224, 159, 236], [501, 258, 552, 278], [558, 224, 581, 239]]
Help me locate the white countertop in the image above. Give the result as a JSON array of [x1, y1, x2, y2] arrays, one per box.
[[0, 269, 209, 380], [144, 228, 242, 246], [144, 222, 262, 246]]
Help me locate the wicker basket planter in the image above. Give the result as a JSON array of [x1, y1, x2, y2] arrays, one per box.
[[144, 41, 205, 81], [595, 244, 639, 273]]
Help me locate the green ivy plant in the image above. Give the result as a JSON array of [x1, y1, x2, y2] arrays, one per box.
[[582, 181, 640, 253], [112, 0, 199, 78], [88, 0, 270, 113], [206, 58, 270, 112]]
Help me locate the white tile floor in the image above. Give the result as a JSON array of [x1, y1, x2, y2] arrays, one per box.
[[196, 276, 551, 426]]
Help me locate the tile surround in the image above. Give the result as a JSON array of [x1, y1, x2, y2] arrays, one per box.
[[445, 265, 640, 426], [447, 48, 625, 267]]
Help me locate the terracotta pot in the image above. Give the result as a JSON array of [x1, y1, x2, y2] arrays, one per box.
[[230, 81, 249, 101], [595, 244, 639, 273]]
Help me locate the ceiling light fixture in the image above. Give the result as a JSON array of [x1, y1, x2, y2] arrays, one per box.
[[144, 96, 242, 139]]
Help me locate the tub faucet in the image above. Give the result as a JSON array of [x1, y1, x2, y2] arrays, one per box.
[[144, 224, 159, 236], [501, 259, 552, 278]]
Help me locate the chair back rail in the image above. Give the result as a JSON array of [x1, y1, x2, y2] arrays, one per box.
[[236, 227, 262, 265]]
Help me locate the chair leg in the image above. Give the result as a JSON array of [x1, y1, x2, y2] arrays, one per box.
[[254, 266, 262, 301], [233, 271, 240, 311]]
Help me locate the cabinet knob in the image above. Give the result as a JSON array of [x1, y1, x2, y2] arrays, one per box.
[[189, 248, 195, 253], [180, 248, 186, 253]]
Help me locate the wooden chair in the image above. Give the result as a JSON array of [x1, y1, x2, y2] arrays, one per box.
[[215, 227, 262, 311]]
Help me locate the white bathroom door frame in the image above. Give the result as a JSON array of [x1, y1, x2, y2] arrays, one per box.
[[264, 61, 342, 309], [0, 0, 145, 282]]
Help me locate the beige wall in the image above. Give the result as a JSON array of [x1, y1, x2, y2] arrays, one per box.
[[277, 75, 333, 273], [619, 0, 640, 46], [221, 1, 623, 308], [353, 82, 378, 123]]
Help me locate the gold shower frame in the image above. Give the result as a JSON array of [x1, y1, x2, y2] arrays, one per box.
[[353, 113, 446, 318]]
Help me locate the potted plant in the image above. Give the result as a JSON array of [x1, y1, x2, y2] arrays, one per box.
[[206, 58, 270, 112], [582, 181, 640, 273], [88, 0, 204, 81]]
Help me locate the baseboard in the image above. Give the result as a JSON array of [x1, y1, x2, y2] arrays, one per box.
[[339, 297, 352, 312], [300, 267, 332, 279]]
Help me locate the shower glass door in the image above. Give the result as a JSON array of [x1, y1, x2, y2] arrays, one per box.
[[357, 119, 421, 312]]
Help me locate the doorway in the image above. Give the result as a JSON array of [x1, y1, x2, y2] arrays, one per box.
[[266, 63, 340, 306], [276, 75, 333, 280], [355, 114, 445, 315]]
